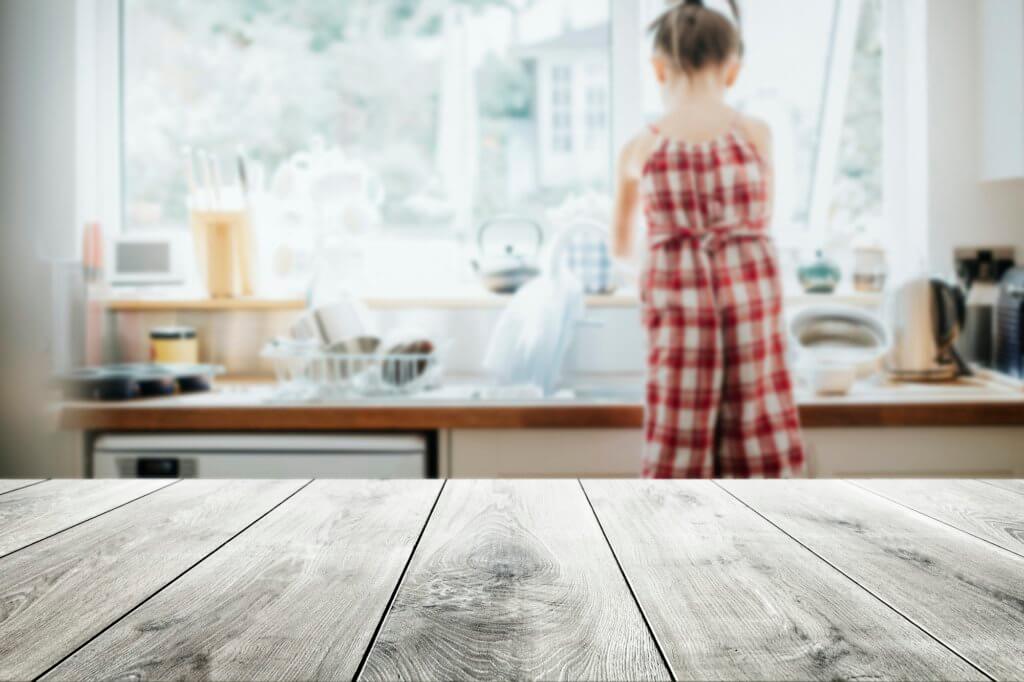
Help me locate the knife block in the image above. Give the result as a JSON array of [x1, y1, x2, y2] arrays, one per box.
[[190, 209, 254, 298]]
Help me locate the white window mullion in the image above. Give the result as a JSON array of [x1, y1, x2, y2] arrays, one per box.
[[79, 0, 122, 238], [807, 0, 862, 240], [610, 0, 646, 157], [882, 0, 929, 275]]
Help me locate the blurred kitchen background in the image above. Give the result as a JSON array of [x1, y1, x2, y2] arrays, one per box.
[[1, 0, 1023, 480]]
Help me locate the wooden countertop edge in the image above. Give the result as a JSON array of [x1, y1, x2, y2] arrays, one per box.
[[58, 402, 1024, 431]]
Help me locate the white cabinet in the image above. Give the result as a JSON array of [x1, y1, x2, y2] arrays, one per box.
[[980, 0, 1024, 180], [447, 427, 1024, 479], [801, 428, 1024, 478], [448, 429, 644, 478]]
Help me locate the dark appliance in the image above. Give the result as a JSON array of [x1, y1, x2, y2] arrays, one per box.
[[994, 268, 1024, 378]]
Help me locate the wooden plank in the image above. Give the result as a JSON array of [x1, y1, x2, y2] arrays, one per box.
[[584, 480, 982, 681], [0, 479, 44, 496], [0, 479, 306, 680], [46, 480, 443, 682], [854, 479, 1024, 557], [983, 479, 1024, 496], [0, 479, 175, 557], [721, 480, 1024, 680], [360, 480, 669, 681]]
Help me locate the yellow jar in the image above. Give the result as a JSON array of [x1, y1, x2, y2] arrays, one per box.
[[150, 327, 199, 364]]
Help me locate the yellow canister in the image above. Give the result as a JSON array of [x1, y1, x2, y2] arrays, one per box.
[[150, 327, 199, 364]]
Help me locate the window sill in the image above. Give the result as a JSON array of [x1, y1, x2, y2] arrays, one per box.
[[100, 289, 883, 312]]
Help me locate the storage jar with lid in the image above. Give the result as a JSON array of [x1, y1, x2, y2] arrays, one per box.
[[150, 327, 199, 364]]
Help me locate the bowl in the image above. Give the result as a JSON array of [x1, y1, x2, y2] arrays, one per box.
[[807, 362, 858, 396]]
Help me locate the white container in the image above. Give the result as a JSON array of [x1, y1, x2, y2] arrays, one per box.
[[808, 363, 858, 396]]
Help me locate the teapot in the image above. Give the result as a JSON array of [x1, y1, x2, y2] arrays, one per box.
[[472, 215, 543, 294]]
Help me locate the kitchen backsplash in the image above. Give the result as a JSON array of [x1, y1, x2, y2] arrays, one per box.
[[104, 304, 647, 380]]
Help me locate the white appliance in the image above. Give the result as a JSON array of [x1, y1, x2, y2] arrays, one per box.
[[92, 434, 430, 479], [108, 232, 187, 287]]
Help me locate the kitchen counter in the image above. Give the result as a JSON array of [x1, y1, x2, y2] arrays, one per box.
[[57, 375, 1024, 431], [1, 479, 1021, 680]]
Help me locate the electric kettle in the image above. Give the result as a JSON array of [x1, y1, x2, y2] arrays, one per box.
[[885, 276, 970, 381]]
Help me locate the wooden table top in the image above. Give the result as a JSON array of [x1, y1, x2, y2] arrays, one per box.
[[1, 479, 1022, 681]]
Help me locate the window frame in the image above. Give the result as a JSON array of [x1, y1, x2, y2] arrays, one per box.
[[82, 0, 910, 268]]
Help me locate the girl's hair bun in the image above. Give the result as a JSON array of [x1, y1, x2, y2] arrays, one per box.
[[650, 0, 743, 75]]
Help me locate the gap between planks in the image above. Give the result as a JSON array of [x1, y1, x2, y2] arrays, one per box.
[[0, 480, 48, 496], [710, 480, 995, 682], [577, 479, 676, 681], [33, 480, 315, 682], [845, 480, 1024, 562], [352, 479, 448, 681], [0, 479, 181, 562], [354, 479, 672, 681]]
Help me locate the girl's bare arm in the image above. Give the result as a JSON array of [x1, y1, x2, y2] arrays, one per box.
[[612, 131, 657, 260], [738, 115, 775, 215]]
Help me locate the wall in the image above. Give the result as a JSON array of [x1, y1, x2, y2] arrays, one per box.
[[0, 0, 81, 476], [925, 0, 1024, 272]]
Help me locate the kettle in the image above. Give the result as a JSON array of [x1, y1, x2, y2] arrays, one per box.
[[472, 216, 543, 294], [885, 276, 970, 381]]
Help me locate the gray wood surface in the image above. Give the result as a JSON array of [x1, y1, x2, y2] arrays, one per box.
[[983, 479, 1024, 496], [360, 479, 669, 681], [720, 480, 1024, 680], [583, 480, 983, 681], [0, 479, 175, 557], [854, 479, 1024, 557], [0, 479, 44, 496], [47, 480, 443, 682], [0, 479, 307, 680]]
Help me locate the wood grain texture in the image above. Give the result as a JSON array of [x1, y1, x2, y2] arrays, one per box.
[[0, 479, 306, 680], [60, 404, 646, 431], [0, 479, 44, 496], [46, 480, 443, 682], [583, 480, 981, 681], [58, 402, 1024, 432], [983, 479, 1024, 496], [798, 401, 1024, 427], [854, 479, 1024, 557], [0, 479, 175, 557], [721, 480, 1024, 680], [360, 479, 669, 681]]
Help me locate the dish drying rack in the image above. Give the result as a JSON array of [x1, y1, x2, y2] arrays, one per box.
[[261, 339, 445, 401]]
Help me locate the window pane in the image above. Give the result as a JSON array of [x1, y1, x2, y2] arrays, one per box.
[[122, 0, 611, 238], [832, 0, 883, 242]]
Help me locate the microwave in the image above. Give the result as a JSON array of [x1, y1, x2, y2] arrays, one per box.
[[108, 232, 187, 286]]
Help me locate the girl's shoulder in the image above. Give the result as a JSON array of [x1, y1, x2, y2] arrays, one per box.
[[732, 112, 773, 160], [618, 126, 663, 180]]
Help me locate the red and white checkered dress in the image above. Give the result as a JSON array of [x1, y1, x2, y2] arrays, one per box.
[[640, 124, 805, 478]]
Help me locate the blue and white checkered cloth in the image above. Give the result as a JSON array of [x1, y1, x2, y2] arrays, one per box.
[[564, 230, 614, 294]]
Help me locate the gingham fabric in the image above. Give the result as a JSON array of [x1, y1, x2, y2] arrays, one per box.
[[640, 126, 806, 478], [565, 231, 614, 294]]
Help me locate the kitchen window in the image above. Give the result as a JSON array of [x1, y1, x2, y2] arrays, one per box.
[[105, 0, 882, 296]]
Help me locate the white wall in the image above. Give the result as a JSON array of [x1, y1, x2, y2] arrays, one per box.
[[925, 0, 1024, 273], [0, 0, 80, 475]]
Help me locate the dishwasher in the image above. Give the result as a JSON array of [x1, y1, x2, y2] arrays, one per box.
[[91, 434, 433, 479]]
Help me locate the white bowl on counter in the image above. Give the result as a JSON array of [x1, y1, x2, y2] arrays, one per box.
[[790, 304, 890, 395], [805, 362, 859, 396]]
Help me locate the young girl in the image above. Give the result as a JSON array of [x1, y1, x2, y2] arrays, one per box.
[[613, 0, 805, 478]]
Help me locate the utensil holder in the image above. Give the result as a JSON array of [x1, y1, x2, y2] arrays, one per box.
[[190, 208, 254, 298]]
